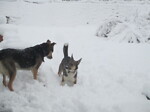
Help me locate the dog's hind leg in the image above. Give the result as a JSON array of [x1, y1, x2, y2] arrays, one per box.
[[2, 75, 7, 87], [8, 72, 16, 91], [2, 60, 16, 91]]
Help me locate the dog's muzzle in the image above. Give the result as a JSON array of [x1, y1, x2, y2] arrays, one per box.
[[47, 52, 53, 59], [47, 56, 52, 59], [65, 66, 77, 73], [66, 69, 76, 74]]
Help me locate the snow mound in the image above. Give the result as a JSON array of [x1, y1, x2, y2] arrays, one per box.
[[24, 0, 51, 4], [96, 13, 150, 43], [0, 16, 20, 25], [6, 16, 21, 24], [96, 19, 122, 38], [123, 31, 141, 43]]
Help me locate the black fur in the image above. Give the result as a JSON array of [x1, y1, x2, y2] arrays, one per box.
[[63, 44, 68, 58], [0, 42, 54, 68]]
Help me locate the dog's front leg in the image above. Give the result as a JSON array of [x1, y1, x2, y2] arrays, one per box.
[[74, 78, 77, 84], [32, 68, 38, 80], [61, 76, 65, 86], [74, 73, 77, 84], [2, 75, 7, 87], [32, 60, 42, 80]]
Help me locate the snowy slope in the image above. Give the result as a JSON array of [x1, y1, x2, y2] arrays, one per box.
[[0, 1, 150, 112]]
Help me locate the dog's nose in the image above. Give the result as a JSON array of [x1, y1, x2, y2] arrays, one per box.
[[47, 56, 52, 59]]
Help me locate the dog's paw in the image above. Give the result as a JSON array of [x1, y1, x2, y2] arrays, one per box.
[[3, 81, 7, 87], [58, 73, 61, 77], [8, 85, 14, 91], [61, 81, 65, 86]]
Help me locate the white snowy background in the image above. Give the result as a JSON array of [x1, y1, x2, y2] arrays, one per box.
[[0, 0, 150, 112]]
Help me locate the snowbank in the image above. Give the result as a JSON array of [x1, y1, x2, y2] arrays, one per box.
[[96, 12, 150, 43]]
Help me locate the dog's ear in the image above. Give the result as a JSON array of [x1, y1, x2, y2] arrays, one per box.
[[71, 54, 74, 60], [77, 58, 82, 65], [47, 40, 51, 44], [51, 42, 56, 46]]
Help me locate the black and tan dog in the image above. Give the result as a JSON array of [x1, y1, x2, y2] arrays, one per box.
[[0, 40, 56, 91]]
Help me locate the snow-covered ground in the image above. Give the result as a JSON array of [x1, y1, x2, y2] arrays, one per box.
[[0, 1, 150, 112]]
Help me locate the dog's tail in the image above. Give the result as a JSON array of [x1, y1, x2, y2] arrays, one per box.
[[63, 43, 69, 58]]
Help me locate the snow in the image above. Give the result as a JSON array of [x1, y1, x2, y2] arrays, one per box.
[[0, 0, 150, 112], [96, 9, 150, 43]]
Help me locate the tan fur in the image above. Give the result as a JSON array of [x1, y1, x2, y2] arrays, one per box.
[[0, 59, 43, 91]]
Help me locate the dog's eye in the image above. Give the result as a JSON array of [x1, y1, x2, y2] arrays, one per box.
[[76, 66, 78, 70], [70, 63, 73, 66], [65, 66, 69, 69]]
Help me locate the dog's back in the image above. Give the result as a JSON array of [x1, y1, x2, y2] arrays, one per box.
[[0, 42, 51, 69], [0, 48, 16, 60], [0, 47, 40, 69]]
